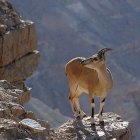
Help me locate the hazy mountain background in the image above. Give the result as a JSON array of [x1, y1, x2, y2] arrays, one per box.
[[9, 0, 140, 139]]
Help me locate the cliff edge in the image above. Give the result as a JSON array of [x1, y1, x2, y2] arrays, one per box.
[[48, 113, 131, 140]]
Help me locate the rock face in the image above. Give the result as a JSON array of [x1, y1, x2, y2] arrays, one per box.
[[0, 0, 39, 93], [48, 113, 131, 140]]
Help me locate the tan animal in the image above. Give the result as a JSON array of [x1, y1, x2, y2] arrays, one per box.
[[65, 48, 113, 125]]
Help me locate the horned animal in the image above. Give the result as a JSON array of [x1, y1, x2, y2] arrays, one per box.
[[65, 48, 113, 125]]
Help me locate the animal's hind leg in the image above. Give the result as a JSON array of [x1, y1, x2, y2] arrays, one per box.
[[69, 90, 79, 118], [74, 95, 87, 119]]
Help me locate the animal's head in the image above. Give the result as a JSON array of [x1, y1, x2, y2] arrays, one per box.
[[81, 48, 112, 70]]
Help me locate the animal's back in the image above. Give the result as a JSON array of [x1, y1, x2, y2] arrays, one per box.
[[65, 57, 84, 83], [65, 57, 99, 93]]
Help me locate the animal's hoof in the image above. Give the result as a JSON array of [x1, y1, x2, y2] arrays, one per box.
[[76, 115, 81, 120], [91, 123, 95, 127], [80, 114, 87, 119], [83, 114, 87, 118], [99, 121, 104, 126]]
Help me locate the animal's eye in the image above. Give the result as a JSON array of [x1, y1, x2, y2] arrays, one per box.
[[93, 57, 98, 61]]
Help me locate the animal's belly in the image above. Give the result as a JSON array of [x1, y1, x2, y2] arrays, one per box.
[[77, 80, 97, 94], [94, 88, 111, 97], [76, 81, 89, 93]]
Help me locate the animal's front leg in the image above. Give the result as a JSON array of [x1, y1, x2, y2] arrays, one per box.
[[89, 94, 95, 126], [99, 97, 105, 125]]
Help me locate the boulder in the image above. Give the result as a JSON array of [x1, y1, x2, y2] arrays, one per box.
[[19, 118, 46, 134], [0, 80, 30, 104], [11, 105, 25, 117], [25, 111, 37, 120], [37, 119, 50, 129], [19, 89, 31, 104], [0, 24, 7, 33]]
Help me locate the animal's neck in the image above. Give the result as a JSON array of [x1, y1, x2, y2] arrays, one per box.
[[96, 64, 112, 90]]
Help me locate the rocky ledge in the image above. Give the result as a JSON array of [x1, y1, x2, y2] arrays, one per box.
[[48, 113, 131, 140], [0, 80, 50, 140], [0, 80, 132, 140], [0, 1, 132, 140]]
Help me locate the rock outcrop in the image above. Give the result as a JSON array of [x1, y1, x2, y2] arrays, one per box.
[[0, 0, 39, 95], [0, 80, 50, 140], [48, 113, 131, 140]]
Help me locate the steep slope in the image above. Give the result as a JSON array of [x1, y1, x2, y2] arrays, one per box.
[[10, 0, 140, 139]]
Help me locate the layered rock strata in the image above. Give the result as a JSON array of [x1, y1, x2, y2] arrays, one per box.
[[0, 0, 39, 94]]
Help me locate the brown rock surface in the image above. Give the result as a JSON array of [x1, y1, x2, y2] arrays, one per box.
[[25, 111, 37, 120], [11, 105, 25, 117], [0, 51, 40, 83], [0, 22, 37, 66], [0, 0, 39, 89]]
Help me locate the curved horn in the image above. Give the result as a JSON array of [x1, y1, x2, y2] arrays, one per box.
[[98, 48, 112, 59]]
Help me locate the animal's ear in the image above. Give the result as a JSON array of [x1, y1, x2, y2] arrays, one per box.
[[80, 60, 85, 64], [97, 48, 112, 59], [80, 58, 92, 65]]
